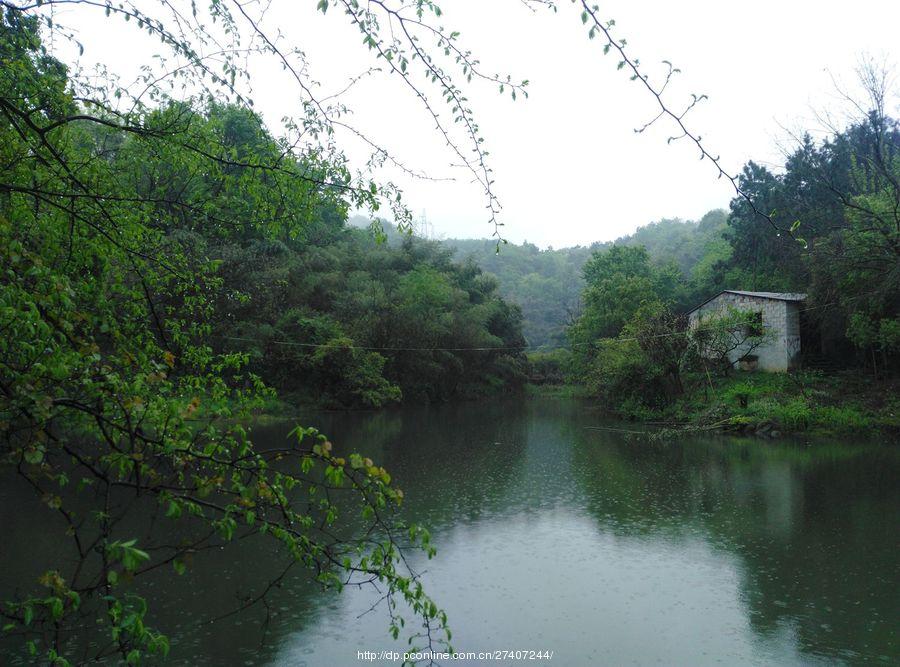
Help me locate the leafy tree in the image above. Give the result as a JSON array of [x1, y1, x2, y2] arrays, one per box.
[[6, 0, 897, 660], [0, 12, 447, 662], [566, 244, 689, 406], [568, 245, 670, 357], [445, 210, 732, 352], [578, 303, 688, 415], [721, 70, 900, 370]]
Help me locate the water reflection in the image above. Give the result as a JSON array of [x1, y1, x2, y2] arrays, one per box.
[[1, 398, 897, 665]]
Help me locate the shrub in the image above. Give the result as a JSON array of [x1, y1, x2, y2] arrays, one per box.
[[583, 338, 670, 411], [722, 380, 765, 407], [527, 348, 572, 385]]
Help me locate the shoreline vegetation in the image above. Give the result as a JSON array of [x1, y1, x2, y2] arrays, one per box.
[[528, 370, 899, 438], [234, 364, 899, 440]]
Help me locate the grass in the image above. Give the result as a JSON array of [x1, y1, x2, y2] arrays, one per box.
[[666, 370, 900, 436]]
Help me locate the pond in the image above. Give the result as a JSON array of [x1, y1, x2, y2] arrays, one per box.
[[2, 397, 898, 665]]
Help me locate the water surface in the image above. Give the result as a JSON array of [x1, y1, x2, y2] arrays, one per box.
[[2, 397, 898, 665]]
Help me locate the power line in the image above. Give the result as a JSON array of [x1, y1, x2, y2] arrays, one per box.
[[219, 335, 529, 352], [220, 319, 767, 354]]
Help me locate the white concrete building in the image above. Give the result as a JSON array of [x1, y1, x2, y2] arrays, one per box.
[[686, 290, 806, 372]]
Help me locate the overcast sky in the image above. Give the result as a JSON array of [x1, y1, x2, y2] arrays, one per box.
[[58, 0, 900, 247]]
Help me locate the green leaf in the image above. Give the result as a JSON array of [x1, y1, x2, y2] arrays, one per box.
[[47, 597, 63, 620], [165, 501, 182, 519], [23, 447, 44, 465]]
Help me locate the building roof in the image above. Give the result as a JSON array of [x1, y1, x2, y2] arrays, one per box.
[[687, 290, 807, 314]]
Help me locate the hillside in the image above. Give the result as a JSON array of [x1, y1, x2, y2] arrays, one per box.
[[444, 209, 730, 348]]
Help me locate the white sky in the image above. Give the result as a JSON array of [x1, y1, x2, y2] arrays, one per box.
[[53, 0, 900, 247]]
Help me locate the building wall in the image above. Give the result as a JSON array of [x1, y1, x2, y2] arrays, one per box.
[[688, 293, 801, 372], [783, 301, 802, 369]]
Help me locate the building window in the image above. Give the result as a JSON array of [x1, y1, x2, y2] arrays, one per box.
[[746, 311, 764, 337]]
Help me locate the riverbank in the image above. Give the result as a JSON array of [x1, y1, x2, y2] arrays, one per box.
[[530, 370, 900, 437], [662, 370, 899, 437]]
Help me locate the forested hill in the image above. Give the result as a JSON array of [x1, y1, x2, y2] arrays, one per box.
[[614, 209, 729, 279], [444, 239, 592, 349], [440, 209, 730, 349]]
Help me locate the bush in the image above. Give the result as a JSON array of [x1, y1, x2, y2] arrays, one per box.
[[583, 338, 669, 411], [722, 380, 766, 407], [527, 348, 572, 385]]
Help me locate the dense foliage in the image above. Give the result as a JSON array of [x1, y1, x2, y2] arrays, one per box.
[[566, 247, 690, 412], [0, 11, 455, 663], [612, 209, 731, 297], [212, 228, 527, 407]]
